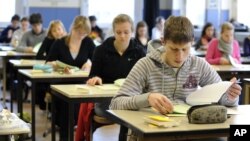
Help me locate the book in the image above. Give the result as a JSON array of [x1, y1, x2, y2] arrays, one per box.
[[33, 42, 42, 53], [114, 78, 125, 87], [186, 81, 233, 106]]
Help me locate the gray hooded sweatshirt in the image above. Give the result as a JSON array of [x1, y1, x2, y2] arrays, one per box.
[[110, 40, 239, 110]]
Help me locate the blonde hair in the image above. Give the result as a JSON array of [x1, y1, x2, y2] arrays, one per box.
[[112, 14, 134, 32], [66, 15, 91, 44], [220, 22, 234, 34], [47, 20, 66, 39]]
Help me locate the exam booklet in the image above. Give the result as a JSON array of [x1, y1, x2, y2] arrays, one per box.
[[186, 81, 233, 106]]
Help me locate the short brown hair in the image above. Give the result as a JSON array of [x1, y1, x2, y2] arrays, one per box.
[[220, 22, 234, 34], [112, 14, 134, 32], [135, 21, 148, 39], [163, 16, 194, 44]]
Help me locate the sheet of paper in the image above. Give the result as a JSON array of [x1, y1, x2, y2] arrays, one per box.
[[227, 108, 241, 115], [95, 84, 120, 91], [75, 85, 91, 94], [173, 104, 191, 114], [33, 42, 42, 53], [114, 78, 125, 87], [229, 55, 243, 68], [186, 81, 233, 106]]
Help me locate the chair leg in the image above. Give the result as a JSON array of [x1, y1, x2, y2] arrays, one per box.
[[43, 93, 51, 137]]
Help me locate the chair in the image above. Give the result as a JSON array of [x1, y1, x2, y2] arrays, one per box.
[[90, 113, 114, 141], [43, 92, 52, 137]]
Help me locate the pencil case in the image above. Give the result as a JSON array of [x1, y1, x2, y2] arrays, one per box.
[[33, 64, 53, 73], [187, 104, 227, 124]]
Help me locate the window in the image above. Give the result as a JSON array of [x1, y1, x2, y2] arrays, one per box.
[[186, 0, 206, 27], [237, 0, 250, 27], [88, 0, 135, 28], [0, 0, 16, 27]]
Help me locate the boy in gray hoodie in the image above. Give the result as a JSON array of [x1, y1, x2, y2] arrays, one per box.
[[110, 16, 241, 114]]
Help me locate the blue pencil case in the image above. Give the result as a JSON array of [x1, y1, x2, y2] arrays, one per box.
[[33, 64, 53, 73]]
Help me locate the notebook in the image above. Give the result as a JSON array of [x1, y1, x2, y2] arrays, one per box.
[[186, 81, 233, 106]]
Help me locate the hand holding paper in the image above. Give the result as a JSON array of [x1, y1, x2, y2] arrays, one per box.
[[227, 77, 242, 101], [186, 81, 234, 106]]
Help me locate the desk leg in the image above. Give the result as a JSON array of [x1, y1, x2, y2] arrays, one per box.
[[17, 74, 23, 119], [119, 125, 128, 141], [1, 57, 7, 108], [243, 82, 250, 104], [68, 103, 74, 141], [51, 94, 56, 141], [31, 82, 36, 141], [9, 64, 15, 112]]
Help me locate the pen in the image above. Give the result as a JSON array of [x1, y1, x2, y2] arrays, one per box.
[[236, 78, 241, 84]]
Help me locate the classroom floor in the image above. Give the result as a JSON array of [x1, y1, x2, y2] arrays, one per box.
[[0, 85, 120, 141]]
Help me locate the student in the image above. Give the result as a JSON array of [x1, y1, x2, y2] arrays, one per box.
[[194, 22, 216, 50], [16, 13, 47, 53], [89, 15, 104, 43], [151, 16, 165, 40], [46, 15, 95, 141], [0, 14, 20, 43], [206, 22, 241, 65], [243, 36, 250, 56], [10, 17, 29, 47], [135, 21, 149, 53], [110, 16, 241, 114], [75, 14, 146, 141], [36, 20, 67, 60]]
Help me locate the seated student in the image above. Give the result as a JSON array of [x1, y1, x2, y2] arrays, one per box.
[[194, 22, 216, 50], [16, 13, 47, 53], [10, 17, 29, 47], [206, 22, 241, 65], [89, 15, 104, 43], [0, 14, 20, 43], [110, 15, 241, 118], [243, 36, 250, 56], [46, 15, 95, 141], [151, 16, 165, 40], [75, 14, 146, 141], [36, 20, 67, 60], [135, 21, 149, 53]]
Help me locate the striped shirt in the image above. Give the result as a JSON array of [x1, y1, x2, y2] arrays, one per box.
[[110, 40, 239, 110]]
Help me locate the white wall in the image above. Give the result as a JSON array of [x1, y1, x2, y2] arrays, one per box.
[[28, 0, 80, 7], [160, 0, 172, 10]]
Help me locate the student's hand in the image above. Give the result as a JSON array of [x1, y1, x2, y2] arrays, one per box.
[[25, 47, 34, 53], [220, 57, 230, 65], [86, 76, 102, 86], [148, 93, 173, 114], [46, 61, 57, 70], [227, 77, 242, 101], [81, 59, 92, 71]]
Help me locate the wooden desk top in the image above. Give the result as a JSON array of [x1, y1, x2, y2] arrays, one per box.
[[0, 51, 35, 57], [51, 84, 119, 98], [211, 65, 250, 71], [18, 69, 89, 79], [190, 47, 206, 57], [0, 45, 14, 51], [108, 105, 250, 134], [9, 59, 45, 67]]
